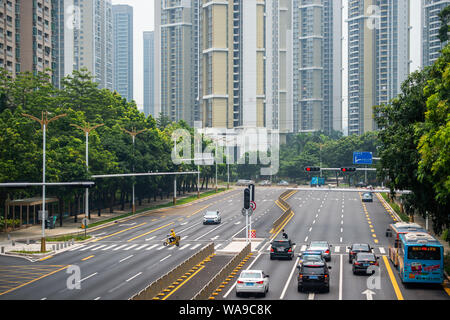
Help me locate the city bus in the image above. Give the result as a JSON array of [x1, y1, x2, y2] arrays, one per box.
[[396, 232, 444, 284], [386, 222, 427, 266]]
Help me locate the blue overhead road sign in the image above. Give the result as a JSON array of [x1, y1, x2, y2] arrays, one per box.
[[353, 152, 373, 165]]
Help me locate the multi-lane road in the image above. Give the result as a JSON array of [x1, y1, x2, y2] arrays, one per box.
[[0, 187, 448, 301]]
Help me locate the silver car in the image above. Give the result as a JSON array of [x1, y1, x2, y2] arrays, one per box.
[[236, 270, 269, 297], [307, 241, 332, 262]]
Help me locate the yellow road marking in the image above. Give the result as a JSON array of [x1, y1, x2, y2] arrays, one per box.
[[382, 256, 404, 300], [0, 265, 68, 296], [187, 205, 209, 218], [271, 211, 295, 237], [92, 222, 147, 242], [81, 255, 95, 261], [38, 256, 53, 262], [443, 281, 450, 296], [127, 222, 175, 242], [162, 265, 206, 300]]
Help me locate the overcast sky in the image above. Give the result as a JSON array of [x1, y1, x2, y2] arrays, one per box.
[[111, 0, 422, 117]]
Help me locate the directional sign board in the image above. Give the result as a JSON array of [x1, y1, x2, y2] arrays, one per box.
[[353, 152, 373, 165]]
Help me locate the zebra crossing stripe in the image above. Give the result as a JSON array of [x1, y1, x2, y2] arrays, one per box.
[[113, 244, 128, 251], [134, 244, 149, 251], [300, 245, 307, 252], [80, 245, 98, 251], [379, 247, 386, 254], [91, 245, 107, 251], [123, 244, 139, 251], [335, 246, 340, 253], [69, 245, 85, 251], [102, 244, 117, 251]]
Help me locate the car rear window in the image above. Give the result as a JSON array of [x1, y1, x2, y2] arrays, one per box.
[[353, 244, 370, 251], [303, 266, 325, 274], [240, 272, 261, 279], [273, 241, 290, 248], [356, 253, 375, 261]]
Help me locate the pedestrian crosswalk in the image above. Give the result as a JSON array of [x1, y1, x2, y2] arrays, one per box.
[[68, 242, 215, 253]]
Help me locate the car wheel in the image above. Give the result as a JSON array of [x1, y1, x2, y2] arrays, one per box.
[[270, 256, 274, 260], [323, 286, 330, 293], [297, 285, 303, 293], [236, 291, 241, 298]]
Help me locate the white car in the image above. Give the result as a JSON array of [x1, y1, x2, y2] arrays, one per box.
[[203, 211, 221, 225], [236, 270, 269, 297]]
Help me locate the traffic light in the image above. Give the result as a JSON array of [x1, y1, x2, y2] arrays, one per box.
[[305, 167, 321, 172], [341, 167, 356, 173], [244, 188, 251, 209], [248, 184, 255, 202]]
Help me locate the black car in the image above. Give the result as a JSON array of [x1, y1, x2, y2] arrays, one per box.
[[352, 252, 379, 275], [348, 243, 372, 263], [270, 239, 295, 260], [297, 260, 331, 293]]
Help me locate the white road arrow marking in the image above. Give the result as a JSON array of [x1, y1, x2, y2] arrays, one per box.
[[362, 289, 376, 300]]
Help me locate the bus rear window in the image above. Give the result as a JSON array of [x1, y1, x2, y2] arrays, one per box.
[[407, 246, 441, 261]]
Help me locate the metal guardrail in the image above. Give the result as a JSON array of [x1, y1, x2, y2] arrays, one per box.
[[130, 243, 214, 300], [193, 243, 251, 300]]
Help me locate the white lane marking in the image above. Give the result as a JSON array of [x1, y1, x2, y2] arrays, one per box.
[[308, 293, 315, 300], [160, 255, 171, 262], [379, 247, 386, 254], [340, 228, 343, 233], [145, 244, 159, 251], [195, 223, 225, 241], [94, 297, 101, 300], [91, 245, 106, 251], [280, 257, 300, 299], [113, 244, 128, 251], [180, 244, 191, 250], [304, 236, 308, 242], [157, 246, 166, 251], [126, 272, 142, 282], [79, 272, 97, 283], [341, 221, 344, 225], [41, 297, 47, 300], [308, 227, 312, 232], [134, 244, 149, 251], [335, 246, 340, 253], [312, 220, 316, 224], [145, 236, 156, 241], [346, 247, 350, 253], [214, 243, 223, 250], [234, 221, 241, 225], [339, 254, 343, 300], [167, 245, 176, 250], [123, 244, 139, 251], [80, 245, 98, 251], [340, 237, 343, 243], [119, 255, 133, 263], [102, 244, 118, 251]]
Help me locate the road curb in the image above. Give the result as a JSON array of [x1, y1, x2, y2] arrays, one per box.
[[375, 192, 403, 222]]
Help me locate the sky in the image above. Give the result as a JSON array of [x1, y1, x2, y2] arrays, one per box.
[[111, 0, 422, 120]]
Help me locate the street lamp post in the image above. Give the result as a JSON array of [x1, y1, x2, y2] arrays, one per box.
[[121, 127, 146, 214], [23, 111, 67, 253], [70, 123, 104, 220]]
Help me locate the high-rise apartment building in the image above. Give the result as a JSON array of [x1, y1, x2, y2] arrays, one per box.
[[52, 0, 113, 90], [155, 0, 200, 126], [347, 0, 409, 135], [143, 31, 155, 117], [266, 0, 294, 134], [0, 0, 20, 76], [422, 0, 450, 67], [200, 0, 266, 129], [0, 0, 53, 77], [294, 0, 342, 134], [113, 4, 133, 102]]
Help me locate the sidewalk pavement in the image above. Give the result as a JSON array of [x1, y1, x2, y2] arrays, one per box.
[[0, 187, 231, 245]]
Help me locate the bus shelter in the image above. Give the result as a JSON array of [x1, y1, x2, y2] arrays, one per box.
[[4, 197, 59, 229]]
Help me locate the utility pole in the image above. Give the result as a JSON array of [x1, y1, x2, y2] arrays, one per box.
[[70, 123, 104, 219], [23, 111, 67, 253], [121, 127, 146, 213]]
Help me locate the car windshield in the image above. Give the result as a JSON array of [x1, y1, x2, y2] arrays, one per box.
[[204, 212, 218, 217], [303, 255, 322, 262], [240, 272, 261, 279], [352, 244, 370, 251], [356, 253, 375, 261], [303, 266, 325, 274]]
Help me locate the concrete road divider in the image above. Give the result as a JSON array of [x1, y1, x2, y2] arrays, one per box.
[[193, 243, 251, 300], [130, 243, 214, 300]]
